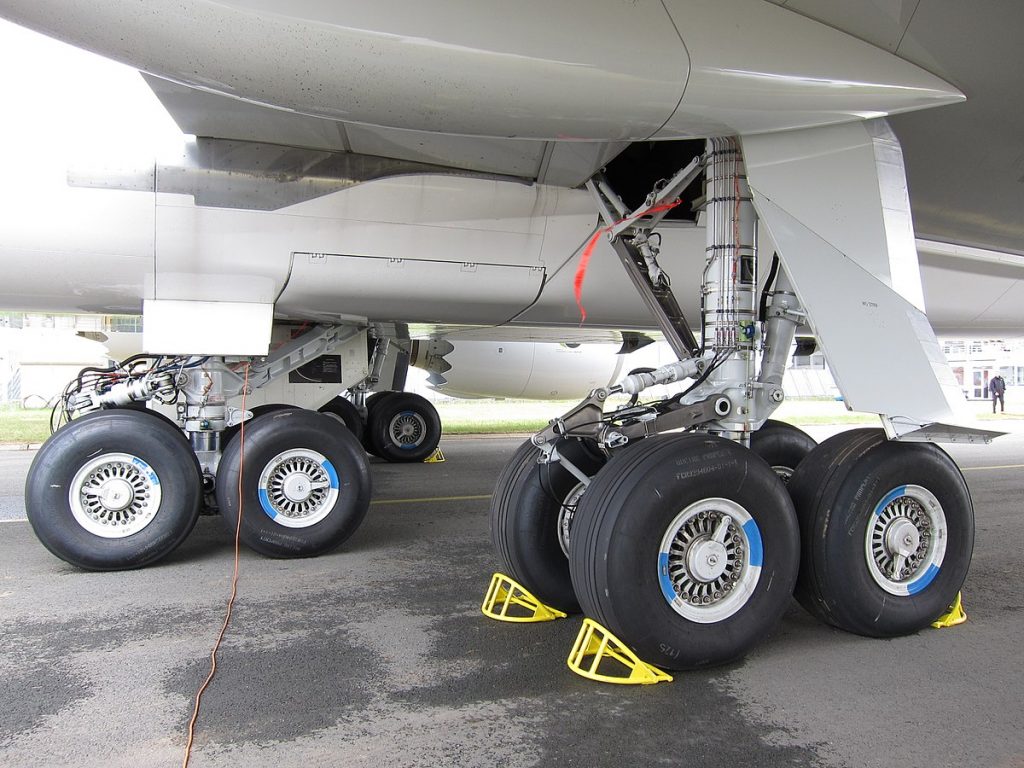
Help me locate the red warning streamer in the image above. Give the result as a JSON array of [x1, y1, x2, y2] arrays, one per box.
[[574, 199, 683, 325]]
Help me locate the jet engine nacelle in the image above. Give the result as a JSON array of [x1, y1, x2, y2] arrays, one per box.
[[410, 339, 676, 400]]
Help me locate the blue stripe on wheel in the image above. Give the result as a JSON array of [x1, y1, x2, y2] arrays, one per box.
[[258, 488, 276, 520], [322, 459, 339, 489], [907, 563, 940, 595], [874, 486, 907, 516], [658, 552, 676, 604], [743, 519, 763, 568]]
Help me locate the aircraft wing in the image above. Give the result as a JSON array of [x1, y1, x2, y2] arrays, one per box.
[[141, 74, 628, 189]]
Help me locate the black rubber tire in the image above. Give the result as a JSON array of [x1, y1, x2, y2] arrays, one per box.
[[490, 438, 606, 612], [750, 419, 817, 483], [366, 392, 442, 463], [361, 392, 395, 455], [569, 433, 800, 670], [318, 396, 364, 444], [788, 429, 974, 637], [25, 409, 202, 570], [215, 409, 371, 558], [221, 403, 300, 449], [112, 404, 189, 444]]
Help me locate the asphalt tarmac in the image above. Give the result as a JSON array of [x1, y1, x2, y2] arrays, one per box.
[[1, 430, 1023, 768]]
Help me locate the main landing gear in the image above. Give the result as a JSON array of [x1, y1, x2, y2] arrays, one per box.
[[25, 325, 385, 570], [490, 137, 978, 669]]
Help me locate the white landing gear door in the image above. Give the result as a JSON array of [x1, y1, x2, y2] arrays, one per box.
[[743, 121, 991, 438]]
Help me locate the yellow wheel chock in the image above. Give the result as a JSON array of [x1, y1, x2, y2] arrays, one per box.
[[424, 447, 446, 463], [481, 573, 568, 623], [931, 591, 967, 628], [567, 618, 673, 685]]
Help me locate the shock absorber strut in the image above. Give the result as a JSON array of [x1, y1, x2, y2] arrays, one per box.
[[699, 137, 759, 439]]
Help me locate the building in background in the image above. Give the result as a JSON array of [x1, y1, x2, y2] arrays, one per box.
[[0, 313, 138, 406], [941, 338, 1024, 400]]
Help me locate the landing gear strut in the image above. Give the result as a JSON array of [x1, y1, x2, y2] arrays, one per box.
[[493, 135, 976, 668]]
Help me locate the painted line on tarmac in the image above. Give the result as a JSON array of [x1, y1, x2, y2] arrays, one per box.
[[371, 494, 493, 506], [961, 464, 1024, 472]]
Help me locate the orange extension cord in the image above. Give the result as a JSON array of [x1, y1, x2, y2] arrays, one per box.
[[182, 363, 249, 768]]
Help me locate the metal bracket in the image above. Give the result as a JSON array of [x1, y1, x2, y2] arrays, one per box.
[[210, 323, 364, 397], [546, 445, 592, 488], [532, 388, 612, 445]]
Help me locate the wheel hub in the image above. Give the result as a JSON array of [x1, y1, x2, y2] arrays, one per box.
[[687, 539, 729, 582], [282, 473, 314, 503], [70, 453, 162, 539], [771, 465, 795, 484], [885, 518, 922, 558], [865, 485, 947, 596], [658, 498, 762, 624], [390, 411, 425, 448], [557, 482, 587, 558], [97, 477, 135, 512], [258, 449, 339, 528]]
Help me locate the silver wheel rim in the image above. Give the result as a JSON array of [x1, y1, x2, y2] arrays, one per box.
[[389, 410, 426, 450], [257, 448, 339, 528], [69, 453, 162, 538], [865, 484, 947, 596], [771, 465, 795, 484], [556, 481, 587, 558], [658, 498, 763, 623]]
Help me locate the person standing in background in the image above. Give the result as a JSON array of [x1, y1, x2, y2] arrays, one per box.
[[991, 373, 1006, 413]]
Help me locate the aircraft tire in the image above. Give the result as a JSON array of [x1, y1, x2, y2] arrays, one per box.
[[112, 403, 190, 444], [318, 396, 364, 444], [489, 438, 606, 612], [749, 419, 817, 484], [361, 391, 395, 456], [221, 403, 300, 449], [216, 409, 371, 558], [366, 392, 441, 463], [25, 409, 202, 570], [788, 429, 974, 637], [569, 433, 799, 670]]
